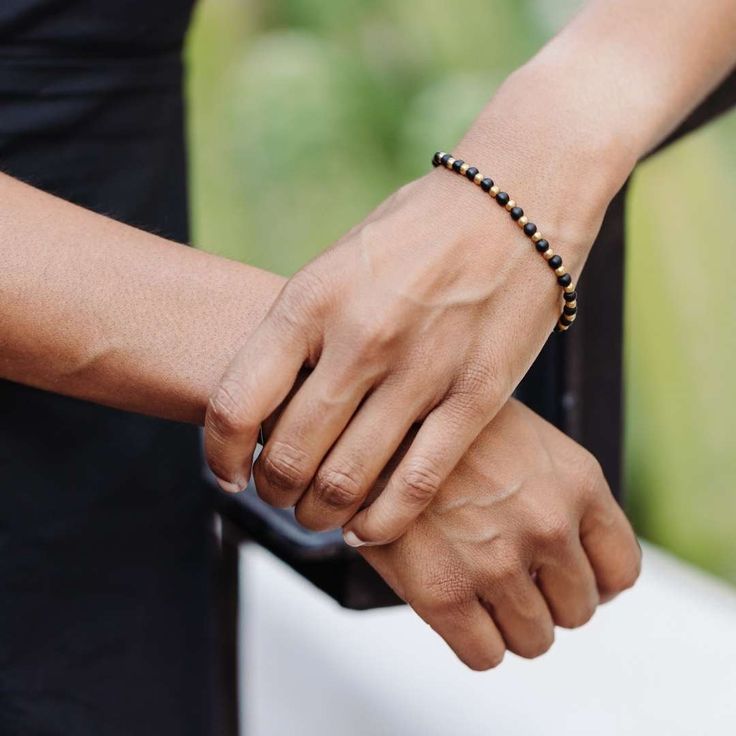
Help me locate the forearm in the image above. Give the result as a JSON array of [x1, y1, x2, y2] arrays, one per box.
[[0, 173, 285, 423], [543, 0, 736, 157], [445, 0, 736, 272]]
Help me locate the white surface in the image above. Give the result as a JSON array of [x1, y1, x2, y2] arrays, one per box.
[[239, 543, 736, 735]]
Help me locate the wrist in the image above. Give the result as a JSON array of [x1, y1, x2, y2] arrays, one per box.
[[434, 57, 640, 273]]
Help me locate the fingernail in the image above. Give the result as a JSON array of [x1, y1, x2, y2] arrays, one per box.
[[343, 530, 366, 548], [215, 476, 246, 494]]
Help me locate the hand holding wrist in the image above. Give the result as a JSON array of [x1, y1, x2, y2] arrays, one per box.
[[205, 58, 639, 537]]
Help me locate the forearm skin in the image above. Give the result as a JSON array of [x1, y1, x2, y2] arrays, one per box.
[[447, 0, 736, 272], [0, 173, 285, 423], [3, 0, 733, 424]]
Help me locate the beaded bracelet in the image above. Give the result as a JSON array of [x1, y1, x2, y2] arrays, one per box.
[[432, 151, 577, 332]]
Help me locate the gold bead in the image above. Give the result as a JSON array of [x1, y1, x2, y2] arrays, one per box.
[[473, 172, 483, 185], [518, 215, 528, 227], [446, 157, 455, 169], [543, 249, 556, 260], [531, 232, 542, 243], [505, 199, 516, 211], [557, 322, 569, 332], [490, 185, 499, 197], [566, 313, 577, 323], [554, 266, 567, 277], [459, 163, 469, 175], [566, 300, 577, 309], [564, 283, 575, 294]]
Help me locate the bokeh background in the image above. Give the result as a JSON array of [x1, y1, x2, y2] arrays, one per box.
[[186, 0, 736, 583]]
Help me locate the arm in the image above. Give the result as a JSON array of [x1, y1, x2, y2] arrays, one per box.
[[0, 172, 285, 423], [203, 0, 736, 540], [455, 0, 736, 230], [0, 165, 642, 667]]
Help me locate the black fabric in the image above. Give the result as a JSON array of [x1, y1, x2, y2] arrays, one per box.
[[0, 2, 215, 735]]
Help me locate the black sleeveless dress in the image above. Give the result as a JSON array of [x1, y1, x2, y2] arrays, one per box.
[[0, 2, 215, 734]]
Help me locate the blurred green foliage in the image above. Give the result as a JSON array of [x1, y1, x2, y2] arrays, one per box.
[[186, 0, 736, 583]]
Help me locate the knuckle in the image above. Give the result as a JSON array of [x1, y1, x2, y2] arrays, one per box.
[[426, 593, 471, 618], [257, 442, 310, 496], [281, 268, 329, 314], [398, 461, 442, 506], [450, 358, 501, 415], [412, 571, 473, 615], [534, 514, 574, 550], [272, 271, 329, 345], [447, 390, 487, 426], [576, 451, 608, 498], [454, 358, 495, 398], [367, 312, 402, 348], [489, 557, 522, 588], [349, 315, 400, 366], [312, 467, 365, 511], [207, 379, 253, 437]]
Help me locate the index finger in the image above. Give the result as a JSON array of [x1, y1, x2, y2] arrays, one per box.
[[343, 396, 489, 546]]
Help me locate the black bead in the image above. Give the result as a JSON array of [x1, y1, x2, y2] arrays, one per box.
[[535, 239, 549, 253], [560, 315, 574, 327], [523, 222, 537, 237], [564, 305, 577, 316], [480, 177, 494, 192], [465, 166, 479, 181], [440, 153, 451, 166], [558, 273, 572, 287], [548, 255, 563, 269], [496, 191, 510, 206], [554, 324, 564, 333], [452, 159, 464, 172], [432, 152, 441, 167], [563, 290, 577, 302], [510, 206, 524, 221]]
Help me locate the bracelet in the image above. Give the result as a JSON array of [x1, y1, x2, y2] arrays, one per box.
[[432, 151, 577, 332]]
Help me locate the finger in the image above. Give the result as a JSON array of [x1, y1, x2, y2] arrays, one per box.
[[344, 397, 486, 546], [293, 383, 420, 531], [483, 564, 555, 659], [580, 495, 642, 603], [412, 597, 507, 672], [360, 543, 505, 671], [205, 310, 308, 493], [535, 541, 599, 629], [254, 348, 375, 509]]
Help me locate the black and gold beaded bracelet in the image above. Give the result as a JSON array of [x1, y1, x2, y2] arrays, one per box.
[[432, 151, 577, 332]]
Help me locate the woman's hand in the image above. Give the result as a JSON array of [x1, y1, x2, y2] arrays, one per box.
[[359, 399, 641, 670], [204, 56, 637, 544]]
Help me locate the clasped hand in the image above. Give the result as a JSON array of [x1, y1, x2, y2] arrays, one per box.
[[203, 98, 639, 666], [205, 170, 591, 543], [361, 399, 640, 669]]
